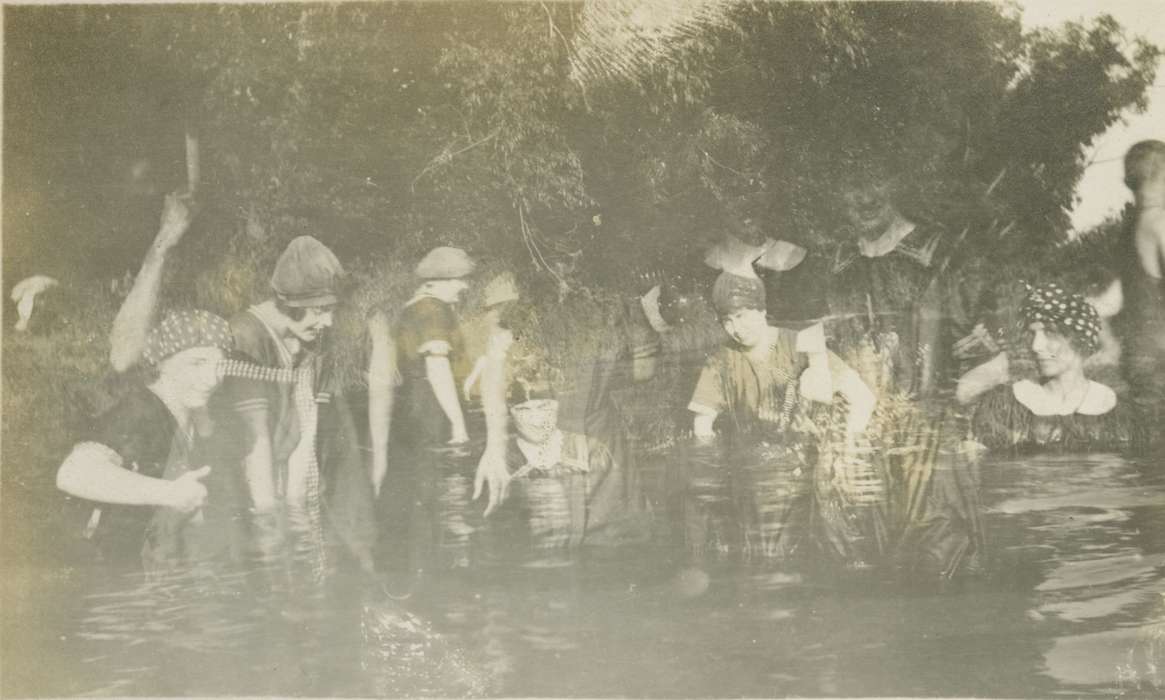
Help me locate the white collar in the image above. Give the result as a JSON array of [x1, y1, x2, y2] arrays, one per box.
[[756, 239, 807, 272], [1012, 379, 1117, 417], [704, 234, 766, 277], [405, 290, 449, 308], [640, 285, 672, 334], [857, 215, 917, 258]]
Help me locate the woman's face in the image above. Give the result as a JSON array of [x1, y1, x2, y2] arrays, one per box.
[[722, 308, 769, 349], [510, 399, 559, 445], [286, 304, 335, 344], [160, 346, 226, 409], [843, 183, 894, 237], [1028, 321, 1083, 379]]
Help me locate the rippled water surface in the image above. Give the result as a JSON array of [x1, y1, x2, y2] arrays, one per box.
[[7, 449, 1164, 698]]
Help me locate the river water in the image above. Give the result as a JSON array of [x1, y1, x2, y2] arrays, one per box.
[[8, 447, 1164, 698]]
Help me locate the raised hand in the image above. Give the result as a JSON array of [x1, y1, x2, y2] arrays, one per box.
[[153, 190, 199, 254]]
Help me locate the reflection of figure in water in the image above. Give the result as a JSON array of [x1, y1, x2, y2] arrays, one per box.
[[1118, 140, 1165, 448], [959, 282, 1130, 451], [684, 271, 875, 570], [56, 310, 235, 573]]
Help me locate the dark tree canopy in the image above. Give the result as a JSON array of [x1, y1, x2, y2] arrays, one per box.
[[3, 2, 1159, 302]]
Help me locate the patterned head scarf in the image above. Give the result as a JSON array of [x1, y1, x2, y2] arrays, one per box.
[[711, 271, 766, 317], [142, 309, 234, 366], [1020, 282, 1101, 355]]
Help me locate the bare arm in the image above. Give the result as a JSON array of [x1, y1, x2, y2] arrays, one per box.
[[691, 410, 718, 440], [956, 351, 1010, 405], [425, 354, 469, 443], [835, 367, 876, 436], [632, 352, 659, 384], [239, 409, 278, 512], [915, 283, 945, 396], [1134, 209, 1165, 278], [628, 299, 662, 384], [109, 192, 195, 372], [57, 442, 209, 513], [474, 329, 513, 516], [367, 312, 395, 497]]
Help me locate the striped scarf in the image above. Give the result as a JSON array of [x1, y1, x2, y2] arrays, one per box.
[[220, 357, 328, 580]]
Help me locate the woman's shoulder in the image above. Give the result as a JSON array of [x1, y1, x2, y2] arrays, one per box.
[[88, 385, 175, 461], [976, 382, 1026, 415], [1078, 381, 1117, 416]]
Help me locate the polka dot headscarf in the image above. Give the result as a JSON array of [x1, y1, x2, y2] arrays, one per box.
[[1020, 282, 1101, 355], [142, 309, 234, 366]]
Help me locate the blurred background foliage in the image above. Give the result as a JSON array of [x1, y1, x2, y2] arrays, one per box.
[[5, 2, 1159, 299]]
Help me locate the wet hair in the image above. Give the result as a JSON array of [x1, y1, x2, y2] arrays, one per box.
[[1124, 140, 1165, 191]]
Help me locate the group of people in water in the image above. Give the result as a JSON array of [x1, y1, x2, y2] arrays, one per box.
[[51, 139, 1165, 598]]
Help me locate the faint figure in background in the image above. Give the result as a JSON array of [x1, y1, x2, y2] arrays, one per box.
[[826, 175, 951, 398], [1117, 139, 1165, 449], [372, 247, 481, 580], [10, 274, 59, 332]]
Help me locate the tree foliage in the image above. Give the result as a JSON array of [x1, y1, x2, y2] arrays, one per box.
[[3, 2, 1159, 300]]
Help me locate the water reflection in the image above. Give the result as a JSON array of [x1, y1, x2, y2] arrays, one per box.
[[984, 453, 1165, 695], [49, 448, 1165, 696]]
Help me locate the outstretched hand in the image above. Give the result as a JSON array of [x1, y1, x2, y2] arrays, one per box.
[[473, 446, 511, 517]]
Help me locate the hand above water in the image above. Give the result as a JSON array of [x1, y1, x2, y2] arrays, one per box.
[[473, 444, 511, 517], [162, 465, 211, 513]]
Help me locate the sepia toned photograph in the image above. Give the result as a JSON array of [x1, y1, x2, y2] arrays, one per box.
[[2, 1, 1163, 696]]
